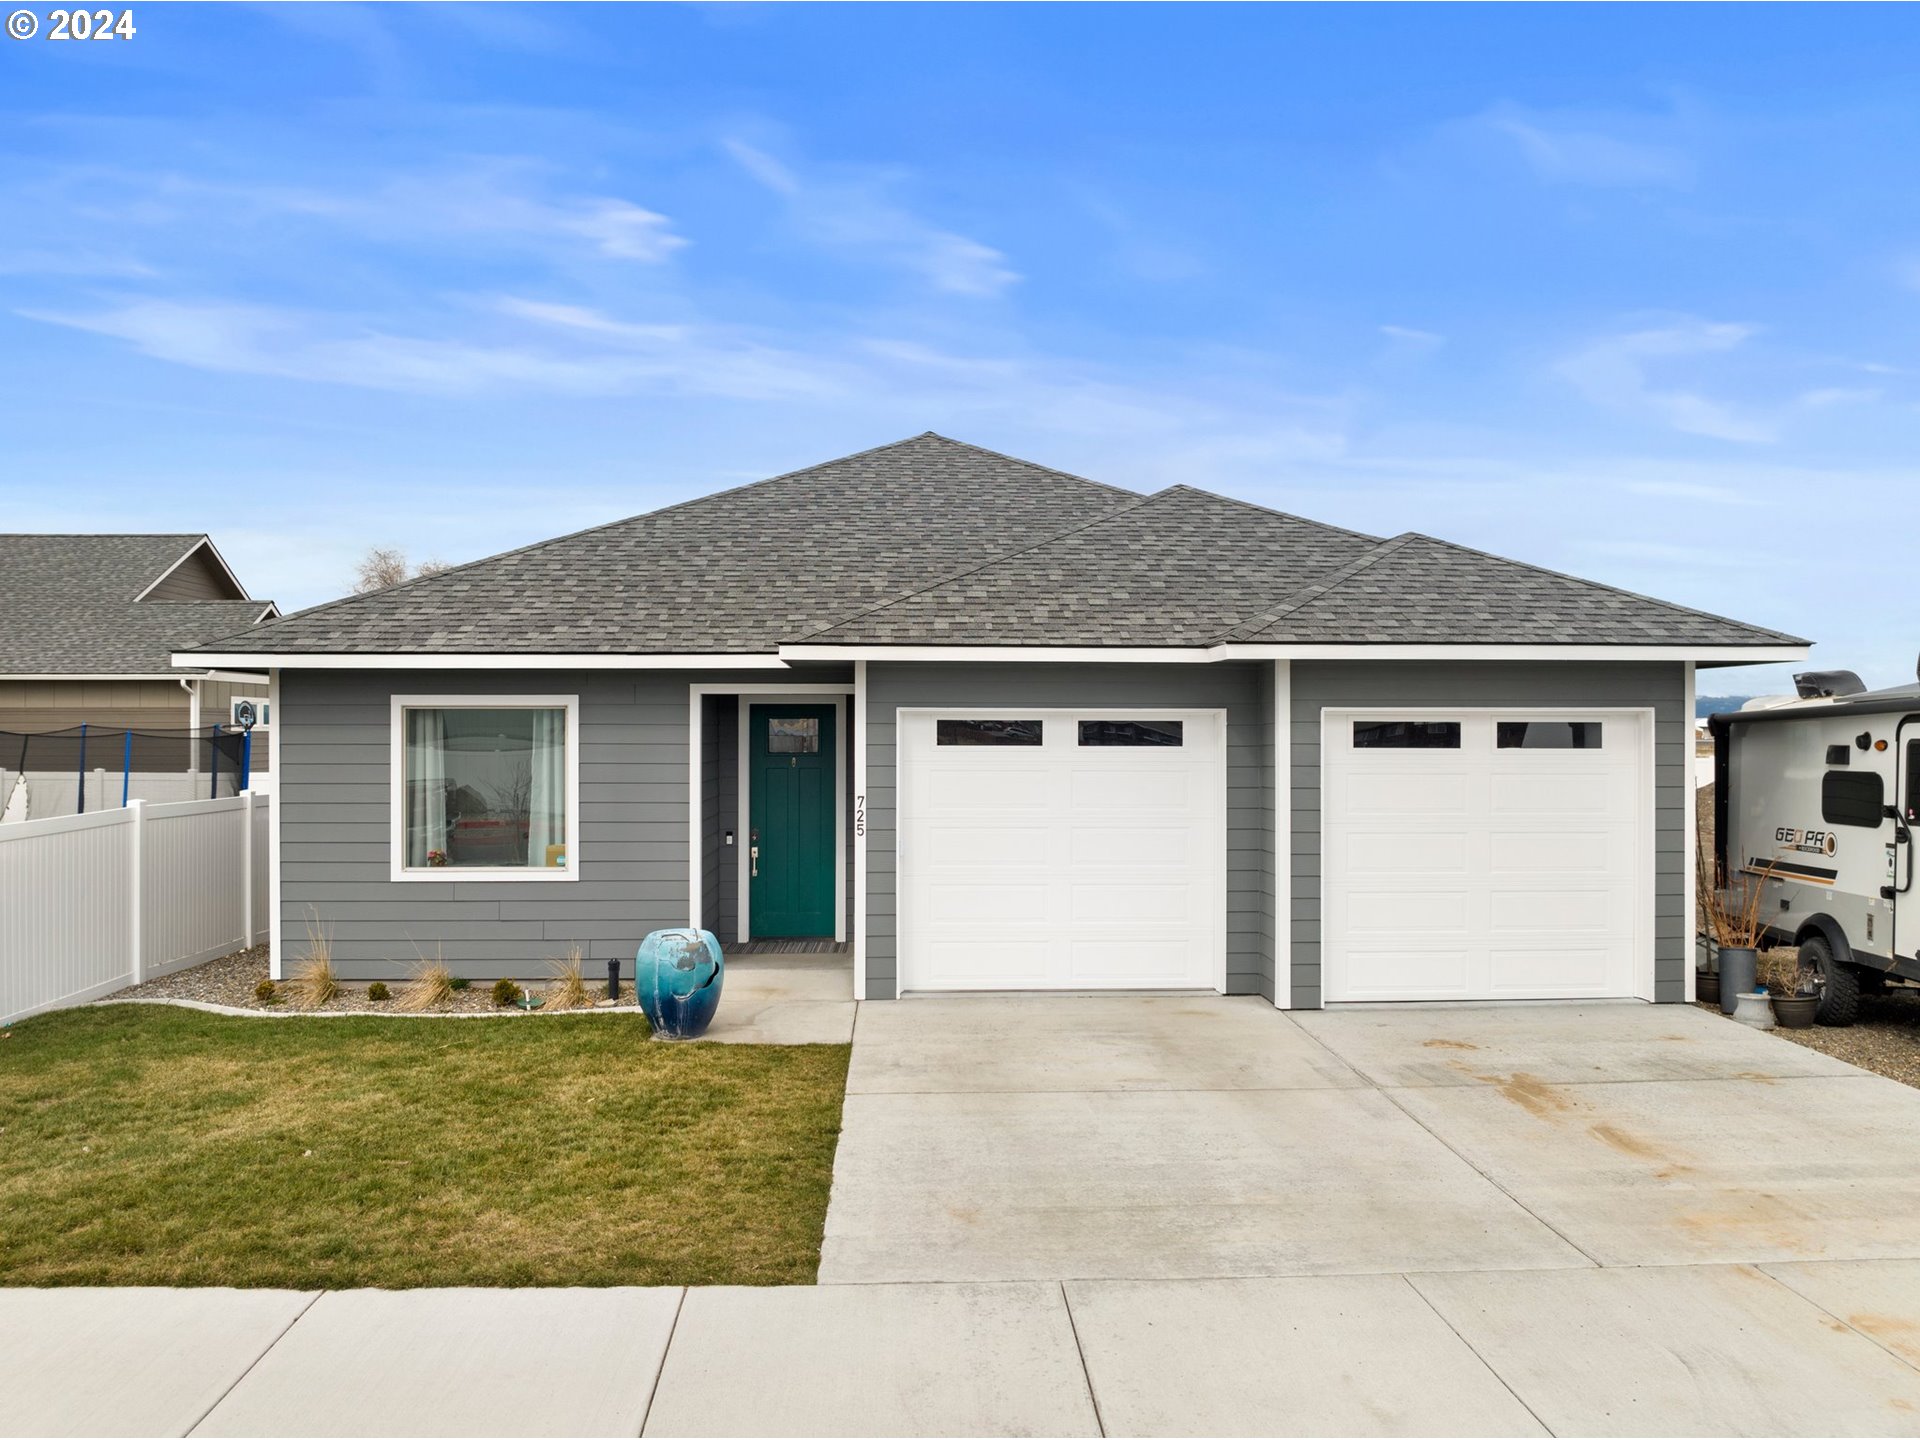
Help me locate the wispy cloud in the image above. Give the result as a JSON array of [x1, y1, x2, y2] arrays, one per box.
[[1376, 324, 1445, 368], [22, 297, 837, 400], [18, 162, 688, 267], [723, 139, 1018, 297], [1475, 103, 1695, 189], [1625, 478, 1766, 507], [1798, 385, 1882, 408], [1555, 319, 1774, 443]]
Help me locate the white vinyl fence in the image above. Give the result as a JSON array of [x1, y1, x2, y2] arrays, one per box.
[[0, 793, 269, 1025]]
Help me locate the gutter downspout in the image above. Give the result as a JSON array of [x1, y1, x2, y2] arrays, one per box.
[[182, 676, 200, 775]]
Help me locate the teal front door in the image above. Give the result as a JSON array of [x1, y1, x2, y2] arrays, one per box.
[[748, 705, 837, 938]]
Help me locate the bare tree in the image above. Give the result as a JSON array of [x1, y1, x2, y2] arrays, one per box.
[[353, 547, 450, 593]]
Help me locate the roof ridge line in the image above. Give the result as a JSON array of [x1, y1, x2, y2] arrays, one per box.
[[235, 433, 994, 630], [917, 433, 1139, 500], [1153, 483, 1384, 546], [792, 488, 1179, 643], [1215, 533, 1418, 643], [1393, 531, 1807, 644]]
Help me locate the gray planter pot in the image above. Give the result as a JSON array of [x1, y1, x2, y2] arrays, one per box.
[[1717, 947, 1757, 1015], [1772, 994, 1819, 1029], [1731, 991, 1776, 1030]]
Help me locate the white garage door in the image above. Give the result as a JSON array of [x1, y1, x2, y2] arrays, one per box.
[[1323, 710, 1650, 1002], [899, 709, 1224, 992]]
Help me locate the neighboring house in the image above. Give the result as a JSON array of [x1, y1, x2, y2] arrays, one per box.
[[1, 535, 277, 802], [180, 434, 1807, 1006]]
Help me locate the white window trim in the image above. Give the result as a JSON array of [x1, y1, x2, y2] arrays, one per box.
[[1273, 661, 1291, 1011], [894, 706, 1230, 997], [1317, 705, 1657, 1004], [738, 697, 848, 945], [387, 693, 581, 884]]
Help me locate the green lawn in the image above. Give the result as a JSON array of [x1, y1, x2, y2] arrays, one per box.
[[0, 1006, 849, 1288]]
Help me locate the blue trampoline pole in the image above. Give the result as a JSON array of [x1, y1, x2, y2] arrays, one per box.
[[77, 722, 87, 814], [122, 729, 132, 808]]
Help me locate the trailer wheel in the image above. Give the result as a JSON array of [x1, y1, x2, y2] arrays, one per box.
[[1801, 935, 1861, 1027]]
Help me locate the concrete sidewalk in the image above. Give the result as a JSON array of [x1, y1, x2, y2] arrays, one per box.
[[6, 1262, 1920, 1436]]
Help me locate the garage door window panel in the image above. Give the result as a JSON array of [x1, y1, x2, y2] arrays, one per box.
[[1497, 721, 1603, 750], [1353, 720, 1461, 749], [1078, 719, 1184, 747], [936, 719, 1043, 747]]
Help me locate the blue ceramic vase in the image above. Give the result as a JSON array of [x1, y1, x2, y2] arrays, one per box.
[[635, 928, 725, 1038]]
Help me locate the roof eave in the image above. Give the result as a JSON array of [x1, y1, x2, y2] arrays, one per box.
[[777, 641, 1813, 664]]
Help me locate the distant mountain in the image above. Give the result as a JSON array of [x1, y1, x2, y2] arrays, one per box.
[[1696, 695, 1756, 719]]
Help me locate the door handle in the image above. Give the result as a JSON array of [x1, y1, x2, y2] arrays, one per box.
[[750, 845, 759, 878]]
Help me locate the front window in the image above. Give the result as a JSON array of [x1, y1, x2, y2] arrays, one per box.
[[400, 703, 572, 874]]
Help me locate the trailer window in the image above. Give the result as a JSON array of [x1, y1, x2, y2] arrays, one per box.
[[1907, 741, 1920, 825], [1822, 769, 1885, 828]]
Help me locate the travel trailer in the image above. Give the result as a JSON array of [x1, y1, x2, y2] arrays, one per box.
[[1711, 669, 1920, 1025]]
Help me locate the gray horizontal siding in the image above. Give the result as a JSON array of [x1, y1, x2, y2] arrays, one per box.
[[863, 661, 1273, 1001], [1288, 660, 1689, 1008], [278, 666, 849, 980]]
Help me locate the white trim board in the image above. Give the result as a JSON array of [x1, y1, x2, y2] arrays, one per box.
[[686, 682, 854, 942], [853, 660, 868, 1002], [268, 668, 283, 981], [180, 652, 794, 671], [386, 694, 582, 884], [737, 697, 848, 945], [0, 672, 264, 683], [781, 643, 1809, 665], [1685, 662, 1698, 1005], [177, 642, 1808, 671], [1272, 660, 1292, 1010]]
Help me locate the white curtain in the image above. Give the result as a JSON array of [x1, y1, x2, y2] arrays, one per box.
[[526, 708, 566, 866], [405, 709, 448, 867]]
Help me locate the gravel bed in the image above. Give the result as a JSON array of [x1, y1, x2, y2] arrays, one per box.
[[1696, 985, 1920, 1089], [115, 947, 636, 1016]]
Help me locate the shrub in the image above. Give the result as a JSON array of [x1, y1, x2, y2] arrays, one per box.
[[398, 957, 453, 1012], [366, 981, 390, 1002], [544, 947, 591, 1011], [289, 957, 338, 1011], [449, 976, 471, 992], [492, 977, 524, 1008], [287, 911, 340, 1010], [254, 977, 279, 1004]]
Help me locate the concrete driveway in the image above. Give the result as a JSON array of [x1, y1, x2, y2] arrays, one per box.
[[823, 995, 1920, 1284]]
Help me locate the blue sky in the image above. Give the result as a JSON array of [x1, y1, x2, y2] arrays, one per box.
[[4, 4, 1918, 691]]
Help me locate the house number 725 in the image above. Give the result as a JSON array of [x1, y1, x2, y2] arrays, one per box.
[[854, 794, 865, 838]]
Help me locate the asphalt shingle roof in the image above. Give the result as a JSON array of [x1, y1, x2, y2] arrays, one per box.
[[1222, 533, 1796, 646], [802, 486, 1380, 645], [185, 433, 1804, 656], [202, 435, 1137, 655], [0, 535, 274, 675]]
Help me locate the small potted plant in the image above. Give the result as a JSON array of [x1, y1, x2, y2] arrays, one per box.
[[1763, 954, 1820, 1029]]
